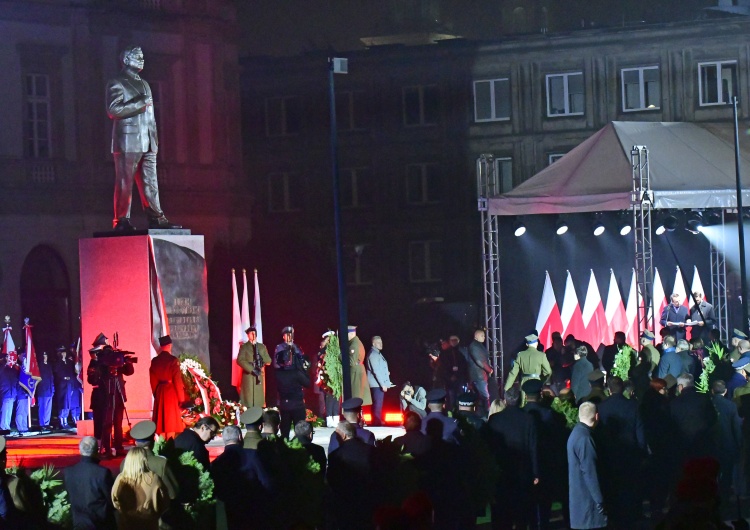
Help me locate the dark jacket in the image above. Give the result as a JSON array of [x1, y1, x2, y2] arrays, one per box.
[[0, 366, 18, 400], [690, 301, 716, 340], [421, 410, 459, 443], [297, 437, 328, 476], [328, 424, 375, 453], [522, 400, 568, 486], [394, 430, 431, 457], [670, 386, 718, 463], [657, 348, 682, 379], [660, 304, 689, 340], [711, 393, 742, 458], [212, 444, 270, 528], [63, 456, 116, 530], [274, 366, 310, 411], [174, 428, 210, 471], [36, 361, 54, 397], [485, 406, 538, 488], [571, 357, 594, 402], [327, 438, 375, 527], [567, 422, 607, 529], [465, 340, 492, 382]]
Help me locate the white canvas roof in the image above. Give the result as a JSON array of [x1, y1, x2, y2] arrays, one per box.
[[489, 121, 750, 215]]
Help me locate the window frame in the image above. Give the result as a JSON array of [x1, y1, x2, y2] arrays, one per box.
[[345, 244, 373, 286], [473, 77, 511, 122], [409, 240, 442, 283], [264, 95, 302, 137], [402, 84, 439, 127], [267, 172, 301, 213], [336, 90, 368, 131], [405, 163, 442, 205], [24, 73, 52, 159], [698, 60, 738, 107], [545, 72, 585, 117], [548, 153, 565, 165], [493, 156, 514, 193], [621, 66, 661, 112], [340, 167, 373, 209]]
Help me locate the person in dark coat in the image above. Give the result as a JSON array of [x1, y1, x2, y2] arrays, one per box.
[[567, 401, 607, 530], [86, 348, 107, 445], [293, 420, 327, 476], [640, 378, 674, 517], [565, 335, 600, 370], [53, 345, 76, 428], [657, 336, 682, 379], [596, 376, 646, 526], [522, 378, 569, 530], [394, 411, 431, 457], [485, 386, 539, 530], [570, 346, 594, 403], [453, 391, 485, 431], [601, 332, 627, 375], [420, 388, 459, 443], [434, 335, 468, 411], [710, 380, 743, 499], [464, 329, 493, 417], [0, 356, 18, 431], [211, 425, 270, 529], [36, 351, 54, 429], [328, 397, 376, 452], [273, 338, 311, 440], [327, 421, 375, 530], [174, 416, 219, 471], [660, 293, 689, 341], [670, 373, 718, 466], [63, 436, 116, 529], [689, 291, 716, 342]]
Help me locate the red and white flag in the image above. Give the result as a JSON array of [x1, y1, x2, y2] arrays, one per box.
[[653, 268, 667, 339], [231, 270, 244, 390], [561, 271, 586, 341], [2, 318, 18, 369], [535, 271, 563, 348], [253, 269, 264, 344], [624, 269, 642, 346], [582, 270, 607, 348], [241, 269, 251, 337], [691, 266, 705, 301], [605, 270, 628, 342], [673, 266, 689, 308]]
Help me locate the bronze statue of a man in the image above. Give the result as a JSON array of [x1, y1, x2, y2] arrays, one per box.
[[106, 45, 179, 231]]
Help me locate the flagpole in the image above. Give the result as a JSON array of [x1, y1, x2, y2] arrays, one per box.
[[733, 96, 749, 330]]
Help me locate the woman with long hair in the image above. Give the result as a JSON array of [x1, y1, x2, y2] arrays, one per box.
[[111, 447, 169, 530]]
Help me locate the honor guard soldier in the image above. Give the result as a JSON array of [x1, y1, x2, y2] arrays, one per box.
[[639, 330, 660, 377], [420, 388, 459, 443], [274, 328, 311, 440], [328, 397, 376, 453], [36, 351, 54, 430], [53, 345, 77, 429], [347, 326, 372, 409], [0, 355, 17, 432], [87, 346, 107, 445], [237, 326, 271, 408], [504, 334, 552, 393], [240, 407, 264, 449], [730, 329, 749, 362], [149, 335, 186, 440]]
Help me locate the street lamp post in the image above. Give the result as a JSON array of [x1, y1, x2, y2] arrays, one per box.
[[733, 96, 749, 330], [328, 57, 352, 400]]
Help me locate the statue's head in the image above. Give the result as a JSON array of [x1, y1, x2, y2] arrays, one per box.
[[120, 45, 144, 72]]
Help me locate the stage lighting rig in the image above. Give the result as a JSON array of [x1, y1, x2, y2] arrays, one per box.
[[555, 217, 569, 235], [617, 212, 631, 236], [655, 212, 678, 235], [513, 219, 526, 237], [686, 211, 704, 234], [592, 214, 605, 236]]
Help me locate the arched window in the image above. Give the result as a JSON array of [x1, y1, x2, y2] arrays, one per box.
[[20, 245, 71, 354]]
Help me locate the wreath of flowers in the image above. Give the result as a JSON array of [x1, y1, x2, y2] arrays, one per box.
[[178, 353, 245, 427], [318, 333, 343, 399]]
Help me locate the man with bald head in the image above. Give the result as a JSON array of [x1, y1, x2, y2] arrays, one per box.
[[64, 436, 115, 529]]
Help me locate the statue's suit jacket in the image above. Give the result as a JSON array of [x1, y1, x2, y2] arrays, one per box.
[[106, 71, 158, 154]]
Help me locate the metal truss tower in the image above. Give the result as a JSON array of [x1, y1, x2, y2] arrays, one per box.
[[477, 155, 504, 388], [631, 146, 655, 338], [710, 210, 729, 342]]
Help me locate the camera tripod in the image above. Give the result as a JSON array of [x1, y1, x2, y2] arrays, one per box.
[[101, 373, 132, 453]]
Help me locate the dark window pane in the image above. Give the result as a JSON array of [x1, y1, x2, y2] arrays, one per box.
[[335, 92, 351, 130], [425, 165, 442, 202], [422, 85, 439, 124], [284, 97, 302, 134], [356, 168, 374, 206], [495, 79, 510, 119], [548, 76, 565, 115], [701, 65, 718, 104], [409, 243, 426, 281], [428, 241, 443, 280], [403, 87, 420, 125], [352, 90, 370, 129], [406, 165, 423, 202], [287, 174, 301, 210], [266, 98, 283, 136], [340, 169, 355, 207], [268, 175, 285, 211], [474, 81, 492, 121], [35, 76, 47, 97]]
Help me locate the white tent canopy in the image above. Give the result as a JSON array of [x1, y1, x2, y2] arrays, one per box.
[[489, 121, 750, 216]]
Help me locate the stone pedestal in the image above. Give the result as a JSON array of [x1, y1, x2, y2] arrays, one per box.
[[79, 233, 209, 422]]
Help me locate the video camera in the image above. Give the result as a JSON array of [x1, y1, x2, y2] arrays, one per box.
[[99, 347, 137, 369], [424, 342, 441, 358]]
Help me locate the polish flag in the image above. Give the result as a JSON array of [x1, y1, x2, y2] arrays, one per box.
[[241, 269, 251, 338], [253, 269, 264, 344], [582, 270, 607, 348], [653, 268, 667, 339], [624, 269, 642, 346], [535, 271, 563, 348], [691, 266, 705, 302], [561, 271, 586, 341], [673, 266, 689, 308], [231, 270, 244, 390], [605, 270, 628, 343]]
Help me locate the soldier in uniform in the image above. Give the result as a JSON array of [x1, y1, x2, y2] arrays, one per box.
[[69, 343, 83, 422], [328, 397, 376, 452], [347, 326, 372, 408], [53, 345, 76, 429], [273, 328, 311, 440], [0, 353, 18, 432], [149, 335, 186, 440], [86, 347, 107, 445], [13, 350, 29, 435], [729, 329, 748, 363], [236, 326, 271, 408], [36, 351, 54, 430], [420, 388, 459, 443], [453, 391, 484, 431], [504, 333, 552, 395], [240, 407, 264, 449], [639, 330, 660, 377]]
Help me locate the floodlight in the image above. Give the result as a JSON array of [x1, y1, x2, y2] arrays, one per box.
[[686, 212, 704, 234], [656, 213, 678, 235], [513, 220, 526, 237], [592, 215, 605, 236], [556, 218, 568, 235], [617, 213, 631, 236]]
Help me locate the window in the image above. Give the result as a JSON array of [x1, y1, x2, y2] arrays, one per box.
[[406, 164, 442, 204], [268, 173, 301, 212], [24, 74, 51, 158], [494, 157, 513, 193], [345, 244, 373, 286], [409, 240, 442, 283], [622, 66, 660, 111], [336, 90, 369, 131], [473, 78, 511, 122], [341, 167, 373, 208], [403, 85, 439, 126], [546, 72, 584, 117], [265, 96, 302, 136], [548, 153, 565, 165], [699, 61, 737, 106]]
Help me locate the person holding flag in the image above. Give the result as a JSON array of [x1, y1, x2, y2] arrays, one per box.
[[36, 351, 54, 430], [0, 317, 19, 432], [16, 319, 42, 435]]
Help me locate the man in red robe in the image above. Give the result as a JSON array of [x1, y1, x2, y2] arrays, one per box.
[[149, 335, 186, 439]]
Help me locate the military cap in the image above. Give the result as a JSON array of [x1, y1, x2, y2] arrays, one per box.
[[322, 330, 335, 338], [158, 335, 172, 347], [521, 378, 544, 395], [664, 374, 678, 389], [732, 355, 750, 370], [92, 333, 108, 348], [0, 436, 5, 453], [282, 326, 294, 334], [347, 325, 358, 332], [56, 345, 67, 353], [240, 406, 263, 425], [733, 329, 748, 339], [456, 392, 476, 407], [587, 370, 605, 382], [245, 326, 256, 334], [88, 347, 99, 355], [640, 330, 655, 340], [342, 397, 364, 411], [130, 420, 156, 441], [525, 333, 539, 344], [425, 388, 447, 403]]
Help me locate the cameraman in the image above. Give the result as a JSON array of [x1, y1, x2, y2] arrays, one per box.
[[274, 326, 310, 439], [90, 333, 134, 458], [400, 381, 427, 419]]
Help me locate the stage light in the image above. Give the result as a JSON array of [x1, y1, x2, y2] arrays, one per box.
[[655, 213, 678, 235], [592, 215, 605, 236], [686, 211, 704, 234], [556, 217, 568, 235], [513, 220, 526, 237], [705, 210, 721, 226], [617, 212, 631, 236]]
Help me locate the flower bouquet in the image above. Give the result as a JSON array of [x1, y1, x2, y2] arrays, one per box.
[[179, 353, 246, 427]]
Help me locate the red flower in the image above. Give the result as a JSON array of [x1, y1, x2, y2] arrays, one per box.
[[195, 398, 202, 405]]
